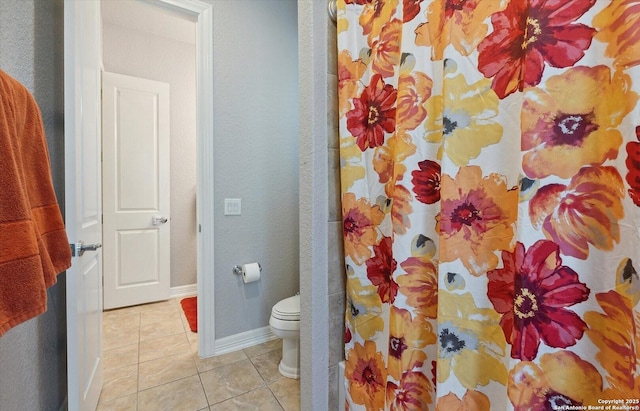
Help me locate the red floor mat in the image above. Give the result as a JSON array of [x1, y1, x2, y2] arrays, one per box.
[[180, 296, 197, 332]]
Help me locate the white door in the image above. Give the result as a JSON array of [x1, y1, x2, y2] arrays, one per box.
[[102, 72, 171, 310], [64, 1, 103, 410]]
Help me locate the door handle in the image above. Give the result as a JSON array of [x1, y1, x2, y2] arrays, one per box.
[[153, 216, 168, 225], [70, 241, 102, 257]]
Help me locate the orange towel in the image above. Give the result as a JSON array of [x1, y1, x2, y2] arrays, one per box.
[[0, 70, 71, 337]]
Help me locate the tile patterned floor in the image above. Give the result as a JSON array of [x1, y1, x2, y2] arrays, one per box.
[[97, 297, 300, 411]]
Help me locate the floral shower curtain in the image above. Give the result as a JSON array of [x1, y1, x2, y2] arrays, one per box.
[[337, 0, 640, 410]]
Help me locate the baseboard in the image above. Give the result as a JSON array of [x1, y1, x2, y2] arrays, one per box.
[[170, 286, 276, 357], [212, 325, 277, 356], [170, 283, 197, 299]]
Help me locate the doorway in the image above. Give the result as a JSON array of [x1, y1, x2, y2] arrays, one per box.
[[100, 0, 300, 359], [99, 0, 216, 357], [101, 2, 196, 309]]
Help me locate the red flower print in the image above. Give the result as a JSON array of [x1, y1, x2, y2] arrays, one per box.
[[366, 236, 399, 303], [487, 240, 590, 361], [403, 0, 423, 22], [346, 74, 397, 151], [477, 0, 596, 98], [430, 360, 436, 388], [625, 126, 640, 206], [411, 159, 441, 204]]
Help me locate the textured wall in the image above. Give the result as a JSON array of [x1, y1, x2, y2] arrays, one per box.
[[102, 17, 198, 288], [298, 1, 345, 409], [299, 0, 332, 409], [0, 1, 68, 410], [327, 12, 346, 410], [210, 0, 300, 339]]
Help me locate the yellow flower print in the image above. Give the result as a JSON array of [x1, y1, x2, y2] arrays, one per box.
[[396, 70, 432, 132], [345, 340, 387, 411], [425, 74, 503, 167], [593, 0, 640, 70], [345, 268, 384, 340], [388, 306, 436, 381], [359, 0, 399, 43], [436, 389, 491, 411], [372, 130, 417, 235], [369, 19, 401, 79], [415, 0, 506, 60], [397, 254, 438, 320], [616, 258, 640, 306], [508, 351, 603, 410], [373, 131, 416, 186], [585, 291, 640, 397], [340, 135, 366, 191], [338, 50, 367, 118], [437, 291, 507, 389], [438, 166, 518, 276], [390, 184, 414, 236], [336, 0, 348, 35], [522, 65, 638, 179], [424, 94, 445, 161], [342, 193, 385, 265]]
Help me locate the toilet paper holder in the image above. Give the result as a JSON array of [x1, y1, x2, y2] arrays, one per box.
[[233, 263, 262, 276]]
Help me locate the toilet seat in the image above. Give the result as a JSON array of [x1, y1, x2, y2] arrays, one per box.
[[271, 295, 300, 321]]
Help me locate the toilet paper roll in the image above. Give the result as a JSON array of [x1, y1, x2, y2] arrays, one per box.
[[242, 263, 261, 283]]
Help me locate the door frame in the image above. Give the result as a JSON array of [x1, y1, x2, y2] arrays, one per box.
[[64, 2, 103, 409], [144, 0, 215, 357], [66, 0, 216, 361]]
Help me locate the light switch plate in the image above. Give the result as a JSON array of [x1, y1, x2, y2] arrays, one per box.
[[224, 198, 241, 215]]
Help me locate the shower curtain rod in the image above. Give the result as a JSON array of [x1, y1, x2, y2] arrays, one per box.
[[328, 0, 337, 23]]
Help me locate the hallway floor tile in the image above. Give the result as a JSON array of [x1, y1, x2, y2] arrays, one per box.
[[97, 297, 300, 411]]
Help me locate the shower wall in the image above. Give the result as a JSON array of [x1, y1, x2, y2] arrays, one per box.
[[327, 19, 346, 409], [298, 1, 344, 409]]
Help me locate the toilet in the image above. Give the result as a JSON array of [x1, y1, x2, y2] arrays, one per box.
[[269, 294, 301, 379]]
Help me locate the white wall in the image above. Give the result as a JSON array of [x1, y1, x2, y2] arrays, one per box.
[[210, 0, 299, 339], [101, 15, 198, 288]]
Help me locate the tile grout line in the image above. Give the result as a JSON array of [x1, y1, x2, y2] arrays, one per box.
[[99, 299, 299, 411], [136, 312, 141, 411]]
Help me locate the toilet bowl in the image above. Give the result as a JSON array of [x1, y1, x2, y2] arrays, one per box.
[[269, 294, 300, 379]]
